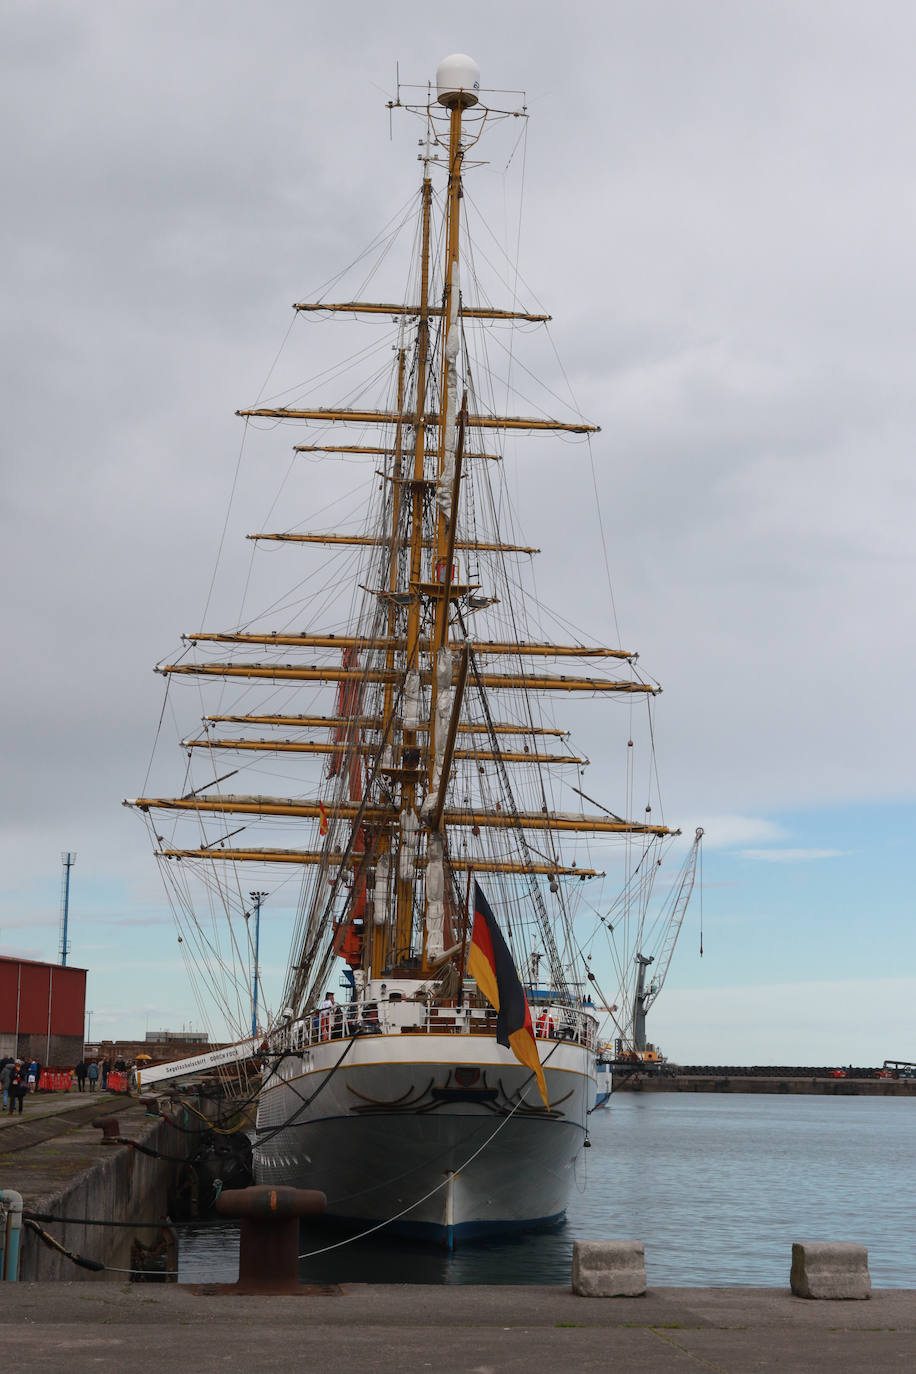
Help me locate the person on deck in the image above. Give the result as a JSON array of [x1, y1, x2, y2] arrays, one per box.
[[536, 1008, 555, 1038], [319, 992, 336, 1042], [87, 1061, 99, 1091]]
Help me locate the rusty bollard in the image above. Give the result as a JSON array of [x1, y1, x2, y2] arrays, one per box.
[[214, 1185, 326, 1293], [94, 1116, 122, 1142]]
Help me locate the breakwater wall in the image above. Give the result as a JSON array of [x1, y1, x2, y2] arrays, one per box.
[[615, 1068, 916, 1096], [14, 1101, 201, 1281]]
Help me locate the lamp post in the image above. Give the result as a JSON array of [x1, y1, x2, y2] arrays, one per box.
[[249, 892, 268, 1039], [85, 1009, 94, 1046]]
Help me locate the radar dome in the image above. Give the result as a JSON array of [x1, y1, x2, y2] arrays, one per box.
[[436, 54, 480, 109]]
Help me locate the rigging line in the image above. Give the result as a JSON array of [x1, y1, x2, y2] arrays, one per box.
[[258, 330, 399, 408], [585, 435, 623, 651], [142, 674, 173, 794], [253, 309, 298, 408], [200, 421, 250, 630], [253, 1033, 364, 1150], [503, 114, 528, 173], [298, 189, 419, 303], [646, 693, 666, 827], [232, 440, 311, 630], [283, 688, 402, 1011], [478, 326, 592, 420], [462, 361, 574, 954], [297, 1041, 565, 1259], [703, 835, 708, 956], [503, 113, 526, 428], [455, 608, 571, 1002]]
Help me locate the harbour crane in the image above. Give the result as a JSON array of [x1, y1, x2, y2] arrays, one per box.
[[620, 827, 703, 1064]]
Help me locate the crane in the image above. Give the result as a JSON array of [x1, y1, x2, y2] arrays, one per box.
[[620, 827, 703, 1065]]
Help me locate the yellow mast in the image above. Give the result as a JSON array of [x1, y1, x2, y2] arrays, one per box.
[[389, 134, 435, 966], [125, 59, 684, 1021], [131, 791, 674, 837], [159, 660, 657, 693], [366, 335, 409, 977]]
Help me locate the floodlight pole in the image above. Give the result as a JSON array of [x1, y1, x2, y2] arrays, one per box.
[[250, 892, 268, 1038], [60, 851, 76, 966]]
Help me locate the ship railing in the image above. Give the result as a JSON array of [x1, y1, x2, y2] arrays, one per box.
[[288, 1000, 598, 1051]]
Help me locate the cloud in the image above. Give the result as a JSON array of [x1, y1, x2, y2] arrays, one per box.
[[740, 848, 844, 863], [692, 816, 787, 850], [651, 978, 916, 1066], [3, 1, 916, 1038], [1, 946, 46, 962]]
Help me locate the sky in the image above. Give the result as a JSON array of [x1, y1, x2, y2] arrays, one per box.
[[2, 0, 915, 1064]]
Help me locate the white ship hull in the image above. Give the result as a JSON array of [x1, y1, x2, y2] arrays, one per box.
[[254, 1031, 595, 1245]]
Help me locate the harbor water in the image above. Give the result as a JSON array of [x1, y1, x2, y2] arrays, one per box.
[[177, 1093, 916, 1287]]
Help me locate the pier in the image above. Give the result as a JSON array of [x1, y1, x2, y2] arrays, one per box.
[[613, 1066, 916, 1095], [4, 1281, 915, 1372], [0, 1089, 202, 1279]]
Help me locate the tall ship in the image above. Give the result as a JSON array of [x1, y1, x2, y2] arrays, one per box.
[[128, 55, 697, 1245]]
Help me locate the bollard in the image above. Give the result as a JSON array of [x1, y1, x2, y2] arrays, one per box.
[[790, 1241, 871, 1299], [93, 1116, 122, 1143], [215, 1185, 326, 1294], [572, 1240, 647, 1297], [0, 1191, 23, 1282]]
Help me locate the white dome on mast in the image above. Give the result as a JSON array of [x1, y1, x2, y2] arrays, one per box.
[[436, 53, 480, 109]]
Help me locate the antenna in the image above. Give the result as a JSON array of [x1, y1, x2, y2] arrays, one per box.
[[60, 851, 76, 966]]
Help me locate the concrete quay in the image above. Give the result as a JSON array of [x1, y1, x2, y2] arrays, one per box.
[[4, 1281, 916, 1372], [1, 1091, 192, 1279]]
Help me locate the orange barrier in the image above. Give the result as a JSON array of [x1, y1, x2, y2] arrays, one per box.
[[37, 1070, 73, 1092], [106, 1071, 128, 1093]]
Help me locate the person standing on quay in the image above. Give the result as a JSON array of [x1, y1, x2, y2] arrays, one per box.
[[75, 1060, 87, 1092], [8, 1061, 28, 1114], [87, 1061, 99, 1091], [0, 1058, 13, 1110], [101, 1058, 110, 1091]]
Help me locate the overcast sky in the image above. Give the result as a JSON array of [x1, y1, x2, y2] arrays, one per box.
[[2, 1, 915, 1063]]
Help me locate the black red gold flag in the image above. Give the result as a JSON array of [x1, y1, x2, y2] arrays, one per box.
[[467, 881, 549, 1109]]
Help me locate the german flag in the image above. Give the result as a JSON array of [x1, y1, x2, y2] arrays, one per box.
[[467, 881, 549, 1109]]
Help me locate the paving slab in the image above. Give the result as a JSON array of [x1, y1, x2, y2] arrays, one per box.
[[2, 1284, 914, 1373], [0, 1099, 151, 1206]]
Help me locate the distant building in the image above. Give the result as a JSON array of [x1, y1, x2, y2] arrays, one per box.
[[90, 1031, 218, 1066], [0, 956, 86, 1066]]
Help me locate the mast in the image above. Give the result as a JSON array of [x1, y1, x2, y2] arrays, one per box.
[[391, 127, 435, 965], [125, 54, 691, 1034]]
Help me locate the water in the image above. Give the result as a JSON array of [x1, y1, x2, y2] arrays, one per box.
[[177, 1093, 916, 1287]]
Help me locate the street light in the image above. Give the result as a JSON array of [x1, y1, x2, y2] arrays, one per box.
[[249, 892, 268, 1039], [85, 1009, 95, 1045]]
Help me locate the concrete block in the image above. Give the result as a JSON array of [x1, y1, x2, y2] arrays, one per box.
[[790, 1241, 871, 1299], [572, 1240, 646, 1297]]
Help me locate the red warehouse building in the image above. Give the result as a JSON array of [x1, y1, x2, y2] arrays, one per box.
[[0, 956, 86, 1067]]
